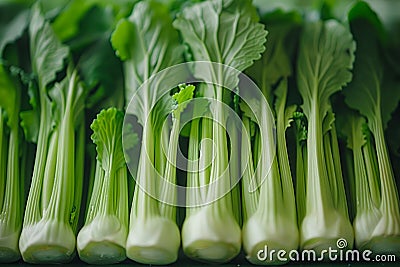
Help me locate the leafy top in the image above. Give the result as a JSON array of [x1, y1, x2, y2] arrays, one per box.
[[172, 84, 195, 118], [297, 19, 355, 119], [173, 0, 267, 89], [91, 108, 127, 173], [111, 0, 184, 124], [344, 2, 400, 133], [0, 64, 19, 127], [29, 3, 69, 90]]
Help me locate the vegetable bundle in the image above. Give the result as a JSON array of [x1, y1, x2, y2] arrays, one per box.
[[0, 0, 399, 265]]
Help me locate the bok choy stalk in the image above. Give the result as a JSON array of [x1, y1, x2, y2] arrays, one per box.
[[111, 1, 186, 264], [296, 19, 356, 254], [0, 10, 29, 263], [19, 4, 86, 263], [240, 10, 300, 265], [342, 2, 400, 255], [125, 84, 194, 265], [173, 0, 267, 263], [293, 111, 308, 224], [77, 108, 136, 264], [0, 64, 24, 263]]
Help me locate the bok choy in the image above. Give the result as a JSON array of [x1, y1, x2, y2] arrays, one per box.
[[112, 1, 186, 264], [341, 1, 400, 256], [19, 4, 86, 263], [296, 19, 356, 254], [173, 0, 267, 263]]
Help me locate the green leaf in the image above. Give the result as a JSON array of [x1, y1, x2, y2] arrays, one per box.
[[297, 20, 355, 119], [122, 121, 139, 164], [173, 0, 267, 90], [91, 108, 126, 173], [293, 111, 307, 145], [0, 9, 29, 57], [51, 0, 136, 42], [172, 84, 195, 118], [0, 64, 18, 127], [30, 3, 69, 90], [239, 98, 259, 124], [345, 2, 400, 132], [20, 80, 40, 143], [111, 0, 184, 124], [111, 19, 134, 61], [335, 97, 367, 151], [63, 6, 115, 53], [347, 1, 387, 44], [322, 109, 335, 135], [79, 35, 124, 110], [19, 110, 38, 143], [247, 9, 301, 102], [284, 105, 297, 130], [52, 0, 97, 42], [274, 79, 297, 130]]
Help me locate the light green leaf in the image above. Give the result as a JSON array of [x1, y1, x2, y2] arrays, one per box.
[[297, 20, 355, 119], [322, 109, 335, 135], [29, 3, 69, 90], [91, 108, 126, 173], [173, 0, 267, 90], [20, 80, 40, 143], [111, 0, 184, 124], [48, 68, 86, 126], [52, 0, 136, 42], [247, 9, 301, 102], [239, 98, 259, 123], [110, 19, 134, 61], [0, 64, 18, 127], [52, 0, 96, 42], [274, 78, 297, 130], [293, 111, 307, 144], [19, 110, 38, 143], [172, 84, 195, 118], [122, 121, 138, 165], [284, 105, 297, 130]]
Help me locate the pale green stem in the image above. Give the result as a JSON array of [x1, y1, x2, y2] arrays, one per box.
[[116, 167, 129, 228], [228, 118, 241, 225], [41, 131, 58, 213], [186, 118, 200, 217], [330, 124, 349, 218], [23, 90, 52, 226], [296, 137, 307, 224], [1, 122, 21, 234], [305, 103, 333, 219], [363, 134, 381, 207], [159, 115, 180, 221], [353, 144, 375, 213], [131, 121, 158, 220], [374, 122, 400, 232], [241, 117, 258, 221], [85, 160, 104, 224], [199, 118, 212, 202], [276, 80, 296, 221], [72, 122, 85, 232]]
